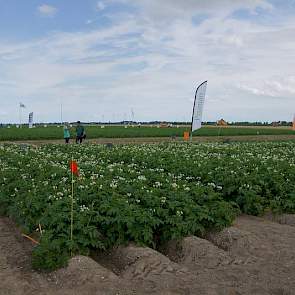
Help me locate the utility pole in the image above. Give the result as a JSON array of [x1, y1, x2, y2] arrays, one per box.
[[60, 99, 63, 125]]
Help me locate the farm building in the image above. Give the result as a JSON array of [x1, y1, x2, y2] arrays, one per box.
[[216, 119, 228, 126]]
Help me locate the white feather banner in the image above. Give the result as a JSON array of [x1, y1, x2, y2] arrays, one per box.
[[191, 81, 207, 132]]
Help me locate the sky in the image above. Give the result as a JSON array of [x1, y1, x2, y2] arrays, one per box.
[[0, 0, 295, 123]]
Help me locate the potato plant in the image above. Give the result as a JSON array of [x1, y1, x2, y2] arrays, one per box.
[[1, 141, 294, 270]]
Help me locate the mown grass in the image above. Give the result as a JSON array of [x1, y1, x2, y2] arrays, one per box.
[[0, 125, 294, 141]]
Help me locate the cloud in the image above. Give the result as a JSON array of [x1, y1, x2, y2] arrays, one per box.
[[96, 1, 106, 11], [1, 0, 295, 123], [115, 0, 273, 21], [37, 4, 57, 17], [238, 76, 295, 98]]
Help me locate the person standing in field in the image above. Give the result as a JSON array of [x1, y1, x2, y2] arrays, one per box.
[[75, 121, 85, 144], [63, 123, 71, 144]]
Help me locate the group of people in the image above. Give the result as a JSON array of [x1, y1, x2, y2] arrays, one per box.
[[63, 121, 86, 144]]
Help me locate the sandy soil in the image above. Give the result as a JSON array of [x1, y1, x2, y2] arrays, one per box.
[[1, 214, 295, 295]]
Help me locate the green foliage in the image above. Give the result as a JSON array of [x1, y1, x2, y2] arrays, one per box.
[[0, 141, 295, 270], [0, 125, 294, 141], [32, 233, 69, 271]]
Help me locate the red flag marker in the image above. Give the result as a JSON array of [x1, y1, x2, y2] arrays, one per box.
[[70, 160, 79, 176]]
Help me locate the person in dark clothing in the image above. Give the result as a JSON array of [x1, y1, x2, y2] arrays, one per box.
[[75, 121, 85, 144]]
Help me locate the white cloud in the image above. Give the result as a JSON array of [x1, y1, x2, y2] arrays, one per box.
[[96, 1, 106, 11], [37, 4, 57, 17], [116, 0, 273, 21], [1, 0, 295, 123], [238, 76, 295, 98]]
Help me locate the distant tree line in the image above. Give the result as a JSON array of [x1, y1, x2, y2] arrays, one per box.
[[0, 120, 292, 127]]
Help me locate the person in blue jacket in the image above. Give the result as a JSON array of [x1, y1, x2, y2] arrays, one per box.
[[75, 121, 85, 144], [63, 124, 71, 144]]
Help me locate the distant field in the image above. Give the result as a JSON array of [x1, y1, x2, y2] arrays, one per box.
[[0, 125, 295, 141]]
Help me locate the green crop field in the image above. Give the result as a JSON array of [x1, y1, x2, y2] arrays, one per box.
[[1, 141, 295, 270], [0, 125, 294, 141]]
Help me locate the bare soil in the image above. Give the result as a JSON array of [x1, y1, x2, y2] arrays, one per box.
[[3, 134, 295, 146], [1, 214, 295, 295]]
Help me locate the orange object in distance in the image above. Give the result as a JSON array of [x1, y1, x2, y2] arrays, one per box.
[[183, 131, 190, 141]]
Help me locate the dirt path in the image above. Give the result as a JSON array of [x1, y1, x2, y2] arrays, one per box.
[[1, 214, 295, 294], [2, 134, 295, 146]]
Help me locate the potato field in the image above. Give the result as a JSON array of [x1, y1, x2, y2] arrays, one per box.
[[1, 141, 295, 272]]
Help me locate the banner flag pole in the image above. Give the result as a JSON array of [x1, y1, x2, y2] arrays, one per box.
[[19, 102, 26, 127], [190, 81, 208, 141]]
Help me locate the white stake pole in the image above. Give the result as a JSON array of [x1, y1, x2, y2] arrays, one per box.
[[19, 105, 22, 127]]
